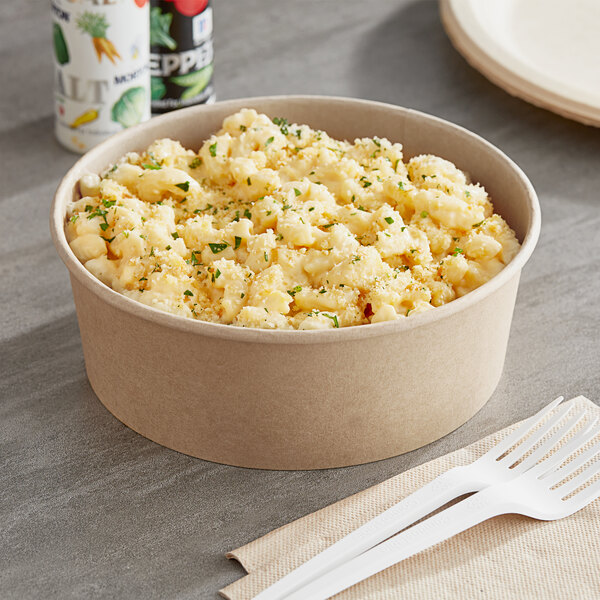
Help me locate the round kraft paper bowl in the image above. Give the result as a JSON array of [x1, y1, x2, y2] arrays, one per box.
[[51, 96, 540, 470]]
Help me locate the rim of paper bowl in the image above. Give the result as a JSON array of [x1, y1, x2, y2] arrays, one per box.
[[51, 95, 541, 346]]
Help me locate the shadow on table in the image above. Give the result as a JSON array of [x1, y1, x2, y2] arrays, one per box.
[[0, 312, 250, 597]]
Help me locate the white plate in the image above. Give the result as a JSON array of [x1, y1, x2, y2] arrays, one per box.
[[441, 0, 600, 127]]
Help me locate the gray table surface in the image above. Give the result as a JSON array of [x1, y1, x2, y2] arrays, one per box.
[[2, 1, 599, 598]]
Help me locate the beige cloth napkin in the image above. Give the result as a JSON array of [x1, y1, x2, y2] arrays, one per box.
[[220, 396, 600, 600]]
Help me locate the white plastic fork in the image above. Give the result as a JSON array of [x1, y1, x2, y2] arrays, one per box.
[[252, 397, 585, 600], [284, 415, 600, 600]]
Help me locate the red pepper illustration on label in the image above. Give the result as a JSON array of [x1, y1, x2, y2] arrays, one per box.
[[164, 0, 208, 17]]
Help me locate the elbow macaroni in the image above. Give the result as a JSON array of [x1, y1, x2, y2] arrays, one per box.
[[66, 109, 520, 330]]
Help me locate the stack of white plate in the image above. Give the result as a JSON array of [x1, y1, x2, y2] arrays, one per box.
[[441, 0, 600, 127]]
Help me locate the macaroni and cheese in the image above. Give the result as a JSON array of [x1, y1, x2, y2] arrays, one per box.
[[66, 109, 520, 330]]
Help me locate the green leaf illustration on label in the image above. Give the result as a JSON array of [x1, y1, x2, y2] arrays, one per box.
[[170, 64, 213, 100], [151, 76, 167, 101], [150, 7, 177, 50], [53, 23, 69, 65], [111, 87, 147, 128]]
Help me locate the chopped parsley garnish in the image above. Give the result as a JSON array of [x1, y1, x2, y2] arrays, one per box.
[[452, 247, 465, 256], [87, 207, 108, 222], [465, 190, 471, 198], [149, 246, 155, 256], [240, 293, 245, 298], [244, 208, 252, 220], [421, 211, 429, 218], [239, 124, 247, 132], [139, 277, 147, 281], [171, 232, 179, 239], [190, 251, 200, 266], [401, 226, 407, 232], [322, 223, 335, 229], [352, 256, 361, 263], [324, 313, 339, 328], [373, 137, 381, 147], [234, 236, 242, 250], [102, 198, 116, 208], [406, 308, 412, 316], [410, 248, 417, 254], [209, 242, 229, 254], [319, 288, 326, 294], [294, 188, 301, 197], [213, 268, 221, 281], [384, 216, 394, 224], [472, 220, 485, 228], [264, 252, 269, 262], [209, 142, 217, 157], [189, 157, 202, 169], [100, 222, 110, 231], [287, 285, 302, 297], [272, 116, 289, 135], [183, 289, 193, 296], [308, 206, 315, 212], [70, 214, 79, 223], [398, 181, 405, 190], [357, 205, 368, 212], [264, 136, 275, 148], [141, 153, 162, 170], [247, 176, 252, 185], [175, 181, 189, 192], [101, 235, 115, 243]]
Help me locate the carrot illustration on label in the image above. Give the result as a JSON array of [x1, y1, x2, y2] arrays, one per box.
[[76, 11, 121, 64]]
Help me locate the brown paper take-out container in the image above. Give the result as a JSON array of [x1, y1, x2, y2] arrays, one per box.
[[50, 96, 540, 470]]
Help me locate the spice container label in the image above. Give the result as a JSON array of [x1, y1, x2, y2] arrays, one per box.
[[150, 0, 215, 114], [52, 0, 151, 154]]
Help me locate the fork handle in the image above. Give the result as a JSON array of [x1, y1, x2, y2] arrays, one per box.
[[284, 486, 507, 600], [252, 466, 476, 600]]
